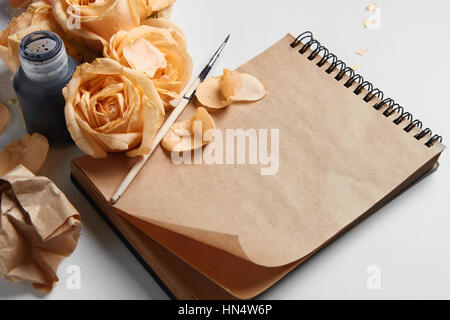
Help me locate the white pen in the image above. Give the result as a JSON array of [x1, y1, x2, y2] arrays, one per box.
[[110, 35, 230, 204]]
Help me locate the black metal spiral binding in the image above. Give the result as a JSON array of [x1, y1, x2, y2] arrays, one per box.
[[290, 31, 443, 147]]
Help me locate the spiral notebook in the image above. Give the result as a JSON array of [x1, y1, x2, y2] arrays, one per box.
[[71, 32, 445, 299]]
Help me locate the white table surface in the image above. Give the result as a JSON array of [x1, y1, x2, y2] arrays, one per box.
[[0, 0, 449, 300]]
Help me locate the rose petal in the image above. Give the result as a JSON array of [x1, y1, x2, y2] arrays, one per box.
[[231, 71, 267, 102], [221, 68, 235, 103], [138, 0, 175, 20], [367, 2, 378, 12], [195, 69, 267, 108], [155, 4, 173, 19], [141, 18, 187, 49], [0, 133, 49, 175], [123, 38, 167, 78], [150, 0, 175, 11], [351, 64, 361, 71], [355, 49, 368, 56], [162, 107, 215, 152], [362, 18, 377, 28], [195, 74, 233, 109]]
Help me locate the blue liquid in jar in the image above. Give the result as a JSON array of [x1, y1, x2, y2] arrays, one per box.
[[13, 31, 77, 145]]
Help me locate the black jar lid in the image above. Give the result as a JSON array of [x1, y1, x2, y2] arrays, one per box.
[[19, 31, 63, 63]]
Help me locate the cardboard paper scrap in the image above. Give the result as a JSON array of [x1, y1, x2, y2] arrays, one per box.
[[0, 165, 82, 292]]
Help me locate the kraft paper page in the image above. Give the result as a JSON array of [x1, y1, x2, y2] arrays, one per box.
[[72, 153, 439, 299], [99, 34, 443, 268]]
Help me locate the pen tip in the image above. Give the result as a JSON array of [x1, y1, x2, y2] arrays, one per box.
[[225, 34, 230, 43]]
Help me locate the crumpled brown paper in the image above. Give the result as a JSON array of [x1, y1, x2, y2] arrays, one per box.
[[0, 165, 82, 292]]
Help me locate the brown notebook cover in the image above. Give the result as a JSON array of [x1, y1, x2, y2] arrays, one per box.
[[71, 33, 445, 299]]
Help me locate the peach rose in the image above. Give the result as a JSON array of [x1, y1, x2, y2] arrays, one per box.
[[138, 0, 175, 20], [103, 23, 192, 109], [52, 0, 140, 52], [64, 58, 165, 158]]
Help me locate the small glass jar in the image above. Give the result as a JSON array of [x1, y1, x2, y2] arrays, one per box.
[[13, 31, 77, 145]]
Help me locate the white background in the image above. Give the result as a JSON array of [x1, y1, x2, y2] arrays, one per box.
[[0, 0, 449, 299]]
